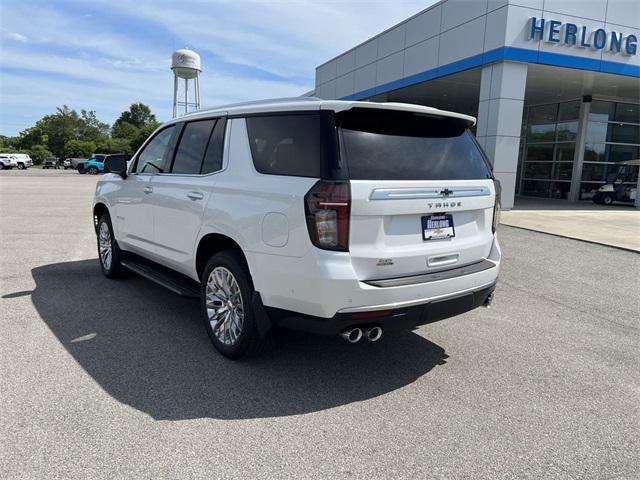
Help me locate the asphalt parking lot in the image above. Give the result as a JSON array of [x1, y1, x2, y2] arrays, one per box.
[[1, 169, 639, 479]]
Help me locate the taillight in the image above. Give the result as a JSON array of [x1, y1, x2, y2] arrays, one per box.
[[304, 180, 350, 251], [492, 179, 502, 234]]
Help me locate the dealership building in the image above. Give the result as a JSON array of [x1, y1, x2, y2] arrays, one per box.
[[313, 0, 639, 208]]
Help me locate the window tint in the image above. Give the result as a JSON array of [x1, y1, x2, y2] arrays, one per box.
[[246, 114, 320, 177], [201, 118, 226, 174], [135, 126, 175, 173], [338, 109, 492, 181], [172, 120, 216, 174]]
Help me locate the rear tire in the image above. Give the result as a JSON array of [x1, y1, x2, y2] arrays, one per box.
[[200, 251, 265, 359], [97, 213, 125, 279], [602, 194, 614, 205]]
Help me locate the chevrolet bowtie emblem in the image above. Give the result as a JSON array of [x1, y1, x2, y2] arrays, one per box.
[[440, 188, 454, 196]]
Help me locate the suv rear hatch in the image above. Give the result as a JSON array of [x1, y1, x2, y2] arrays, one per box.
[[336, 108, 497, 281]]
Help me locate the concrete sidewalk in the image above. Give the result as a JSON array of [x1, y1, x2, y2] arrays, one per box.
[[501, 197, 640, 252]]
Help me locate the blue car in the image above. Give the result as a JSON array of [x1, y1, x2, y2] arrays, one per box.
[[83, 154, 125, 175]]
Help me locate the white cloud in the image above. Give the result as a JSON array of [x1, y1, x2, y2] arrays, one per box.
[[6, 32, 28, 42]]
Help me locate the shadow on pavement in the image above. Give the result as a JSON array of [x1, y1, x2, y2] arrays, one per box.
[[27, 259, 448, 420]]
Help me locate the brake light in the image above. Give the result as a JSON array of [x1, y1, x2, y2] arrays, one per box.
[[492, 179, 502, 234], [305, 180, 350, 251]]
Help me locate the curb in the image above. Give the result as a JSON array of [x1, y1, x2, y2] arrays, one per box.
[[500, 224, 640, 254]]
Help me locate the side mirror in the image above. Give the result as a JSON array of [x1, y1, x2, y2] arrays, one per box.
[[105, 157, 127, 179]]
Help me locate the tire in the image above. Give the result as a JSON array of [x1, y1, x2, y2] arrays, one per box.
[[602, 194, 614, 205], [97, 213, 125, 279], [78, 165, 86, 174], [88, 166, 98, 175], [17, 163, 25, 170], [0, 163, 4, 170], [200, 251, 265, 359]]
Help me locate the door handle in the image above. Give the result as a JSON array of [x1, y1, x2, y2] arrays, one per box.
[[187, 191, 204, 201], [143, 186, 153, 194]]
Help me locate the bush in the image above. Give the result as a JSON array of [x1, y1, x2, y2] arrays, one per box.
[[64, 139, 96, 159], [28, 145, 53, 164]]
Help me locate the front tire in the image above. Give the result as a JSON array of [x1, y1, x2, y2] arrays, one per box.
[[201, 251, 264, 359], [78, 165, 86, 174], [602, 194, 614, 205], [88, 166, 98, 175], [97, 213, 124, 278], [17, 163, 25, 170]]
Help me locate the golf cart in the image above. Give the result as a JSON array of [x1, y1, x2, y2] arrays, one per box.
[[592, 160, 639, 205]]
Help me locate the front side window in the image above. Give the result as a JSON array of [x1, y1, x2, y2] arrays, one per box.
[[246, 113, 321, 177], [135, 126, 175, 174]]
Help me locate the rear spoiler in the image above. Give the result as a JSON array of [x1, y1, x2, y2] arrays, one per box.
[[323, 101, 476, 127]]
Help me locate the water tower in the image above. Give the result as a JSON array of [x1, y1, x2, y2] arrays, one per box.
[[171, 48, 201, 118]]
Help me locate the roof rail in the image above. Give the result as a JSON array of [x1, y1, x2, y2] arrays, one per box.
[[182, 96, 323, 117]]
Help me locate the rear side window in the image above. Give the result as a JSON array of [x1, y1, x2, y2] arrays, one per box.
[[171, 118, 226, 174], [172, 120, 216, 174], [246, 114, 320, 177], [201, 118, 226, 174], [338, 109, 492, 180]]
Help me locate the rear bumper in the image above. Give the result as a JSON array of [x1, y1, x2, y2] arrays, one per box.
[[253, 235, 501, 319], [267, 282, 496, 336]]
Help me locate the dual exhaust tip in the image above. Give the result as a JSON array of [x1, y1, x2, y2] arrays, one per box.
[[340, 326, 382, 344]]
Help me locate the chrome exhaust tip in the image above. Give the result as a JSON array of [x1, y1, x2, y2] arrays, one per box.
[[483, 293, 494, 308], [340, 327, 363, 343], [365, 326, 383, 342]]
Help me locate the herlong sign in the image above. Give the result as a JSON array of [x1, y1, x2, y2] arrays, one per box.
[[529, 17, 637, 55]]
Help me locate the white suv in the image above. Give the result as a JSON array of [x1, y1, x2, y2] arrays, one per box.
[[93, 98, 501, 358]]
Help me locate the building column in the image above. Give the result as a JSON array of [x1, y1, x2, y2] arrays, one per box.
[[476, 62, 528, 210], [569, 98, 591, 202]]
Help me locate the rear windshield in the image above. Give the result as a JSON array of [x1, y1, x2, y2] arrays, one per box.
[[337, 109, 492, 181]]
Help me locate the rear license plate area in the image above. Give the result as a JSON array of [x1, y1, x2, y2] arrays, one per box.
[[422, 214, 455, 240]]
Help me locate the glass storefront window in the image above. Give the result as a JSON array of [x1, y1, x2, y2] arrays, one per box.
[[528, 104, 557, 124], [581, 162, 607, 181], [556, 122, 578, 141], [584, 143, 606, 162], [526, 144, 554, 161], [527, 123, 556, 142], [589, 101, 614, 122], [585, 122, 608, 144], [519, 99, 638, 202], [524, 162, 553, 179], [609, 123, 640, 144], [558, 101, 580, 121], [587, 121, 640, 144], [555, 143, 575, 161], [555, 162, 574, 181], [609, 144, 639, 162], [614, 103, 640, 124]]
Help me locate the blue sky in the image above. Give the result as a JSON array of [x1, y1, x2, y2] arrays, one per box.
[[0, 0, 432, 136]]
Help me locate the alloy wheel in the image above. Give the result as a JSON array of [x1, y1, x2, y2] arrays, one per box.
[[205, 267, 244, 346], [98, 222, 112, 271]]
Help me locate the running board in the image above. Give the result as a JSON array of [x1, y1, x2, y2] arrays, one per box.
[[121, 258, 200, 298]]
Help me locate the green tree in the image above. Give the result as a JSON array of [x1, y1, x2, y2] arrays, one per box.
[[79, 110, 110, 142], [95, 137, 133, 156], [111, 120, 139, 140], [115, 103, 156, 128], [28, 145, 53, 164], [64, 139, 97, 158]]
